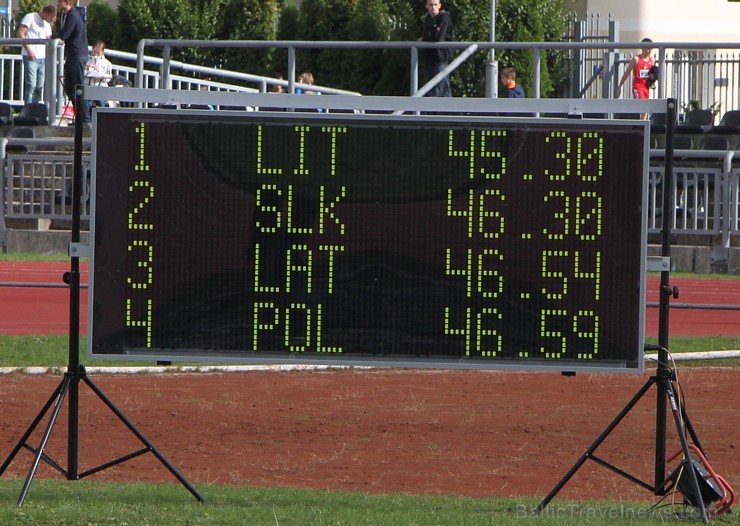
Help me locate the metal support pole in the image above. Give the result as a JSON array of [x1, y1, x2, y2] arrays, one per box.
[[654, 98, 677, 489], [287, 46, 296, 94], [410, 46, 419, 96], [485, 0, 498, 98], [161, 45, 171, 91], [532, 47, 541, 99]]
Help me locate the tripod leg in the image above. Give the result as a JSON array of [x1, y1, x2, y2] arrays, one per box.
[[536, 377, 656, 514], [0, 377, 66, 477], [81, 375, 206, 503], [666, 381, 709, 523], [17, 375, 73, 508], [680, 401, 706, 457]]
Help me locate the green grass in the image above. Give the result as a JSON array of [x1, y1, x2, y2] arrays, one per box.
[[644, 335, 740, 354], [0, 479, 727, 526], [0, 335, 737, 369], [0, 253, 74, 262], [647, 271, 740, 280]]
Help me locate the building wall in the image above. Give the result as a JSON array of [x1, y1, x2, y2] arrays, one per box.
[[574, 0, 740, 44]]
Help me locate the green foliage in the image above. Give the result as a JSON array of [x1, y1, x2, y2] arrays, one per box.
[[42, 0, 574, 96], [84, 0, 119, 49], [116, 0, 195, 54], [347, 0, 393, 94], [116, 0, 279, 74], [272, 4, 300, 75], [16, 0, 45, 19], [270, 0, 572, 96], [436, 0, 571, 97], [294, 0, 329, 81], [215, 0, 280, 76]]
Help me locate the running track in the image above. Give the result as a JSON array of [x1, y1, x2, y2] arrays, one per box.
[[0, 261, 738, 337]]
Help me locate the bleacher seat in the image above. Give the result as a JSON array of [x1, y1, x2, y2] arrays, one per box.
[[109, 75, 131, 87], [700, 136, 730, 150], [5, 126, 35, 153], [0, 102, 13, 125], [13, 103, 48, 126], [673, 135, 693, 150], [710, 110, 740, 134], [615, 112, 641, 120], [650, 113, 670, 134], [677, 109, 714, 134]]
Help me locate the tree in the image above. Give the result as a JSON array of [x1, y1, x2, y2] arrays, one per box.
[[346, 0, 392, 94], [217, 0, 280, 75], [492, 0, 571, 98], [116, 0, 279, 75], [271, 0, 571, 96], [105, 0, 571, 96], [272, 3, 300, 77], [417, 0, 571, 97], [85, 0, 119, 48]]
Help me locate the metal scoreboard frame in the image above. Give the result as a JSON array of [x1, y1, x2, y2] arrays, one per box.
[[88, 108, 649, 373]]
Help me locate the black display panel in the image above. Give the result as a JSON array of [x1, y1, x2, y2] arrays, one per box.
[[89, 111, 647, 372]]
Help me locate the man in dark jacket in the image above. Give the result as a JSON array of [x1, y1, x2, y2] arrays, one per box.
[[418, 0, 453, 97], [54, 0, 90, 122]]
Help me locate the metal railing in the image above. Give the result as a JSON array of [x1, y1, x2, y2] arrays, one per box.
[[0, 138, 91, 231], [649, 150, 739, 248], [3, 38, 740, 124], [2, 37, 740, 252]]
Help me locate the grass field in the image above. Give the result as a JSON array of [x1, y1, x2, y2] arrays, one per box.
[[0, 478, 730, 526], [0, 335, 737, 369]]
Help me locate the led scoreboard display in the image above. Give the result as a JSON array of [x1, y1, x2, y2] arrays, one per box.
[[89, 110, 648, 372]]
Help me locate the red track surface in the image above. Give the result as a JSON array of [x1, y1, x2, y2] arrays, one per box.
[[0, 262, 738, 337], [644, 276, 740, 337], [0, 262, 88, 336]]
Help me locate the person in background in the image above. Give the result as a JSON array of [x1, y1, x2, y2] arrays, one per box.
[[296, 72, 324, 112], [17, 5, 57, 104], [296, 72, 316, 95], [417, 0, 453, 97], [615, 37, 654, 119], [85, 40, 113, 86], [500, 67, 525, 98], [271, 72, 285, 93], [53, 0, 90, 123]]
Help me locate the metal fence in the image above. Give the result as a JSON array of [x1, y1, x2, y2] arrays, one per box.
[[647, 155, 737, 248], [564, 13, 740, 122], [2, 36, 740, 122], [2, 37, 740, 253], [3, 151, 91, 220], [0, 137, 91, 248]]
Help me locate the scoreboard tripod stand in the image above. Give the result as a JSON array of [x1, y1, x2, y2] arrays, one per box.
[[0, 89, 205, 507], [535, 353, 712, 522], [536, 100, 716, 523]]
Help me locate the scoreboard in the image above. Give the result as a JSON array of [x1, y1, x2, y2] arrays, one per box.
[[89, 110, 648, 372]]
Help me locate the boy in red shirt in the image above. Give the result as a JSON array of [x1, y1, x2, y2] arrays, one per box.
[[616, 37, 654, 119]]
